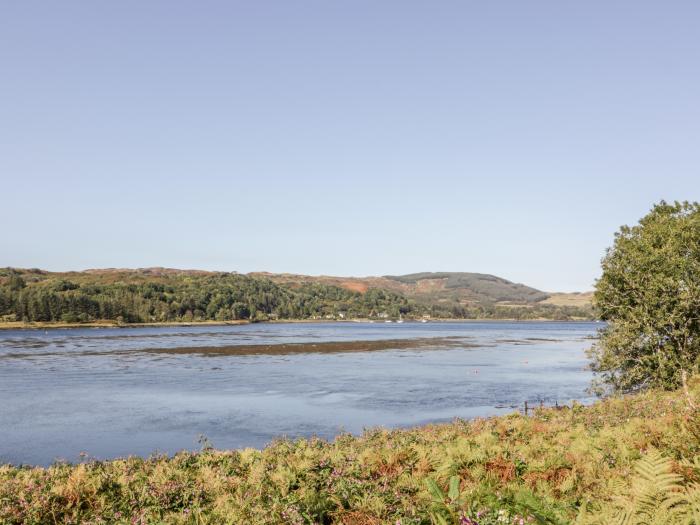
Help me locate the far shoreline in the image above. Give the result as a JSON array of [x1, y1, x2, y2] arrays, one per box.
[[0, 317, 598, 331]]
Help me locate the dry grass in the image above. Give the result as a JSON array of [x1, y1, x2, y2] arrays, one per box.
[[540, 292, 594, 308]]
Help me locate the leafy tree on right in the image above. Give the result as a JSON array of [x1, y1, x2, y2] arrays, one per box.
[[590, 200, 700, 394]]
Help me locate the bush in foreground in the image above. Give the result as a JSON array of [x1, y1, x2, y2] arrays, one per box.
[[1, 380, 699, 524], [591, 200, 700, 394]]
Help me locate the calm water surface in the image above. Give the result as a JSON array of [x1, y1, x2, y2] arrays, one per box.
[[0, 321, 599, 466]]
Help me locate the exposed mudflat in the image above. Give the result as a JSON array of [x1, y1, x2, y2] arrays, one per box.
[[143, 336, 475, 356]]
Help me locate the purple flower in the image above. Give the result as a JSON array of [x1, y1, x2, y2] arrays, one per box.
[[459, 513, 478, 525]]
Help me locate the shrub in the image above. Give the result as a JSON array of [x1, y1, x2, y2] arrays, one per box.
[[590, 201, 700, 394]]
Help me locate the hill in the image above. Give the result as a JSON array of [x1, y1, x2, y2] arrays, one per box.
[[250, 271, 551, 305], [382, 271, 548, 304], [0, 268, 594, 325], [251, 271, 586, 308]]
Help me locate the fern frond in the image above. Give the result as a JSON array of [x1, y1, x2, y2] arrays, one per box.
[[583, 449, 693, 525], [633, 449, 683, 488]]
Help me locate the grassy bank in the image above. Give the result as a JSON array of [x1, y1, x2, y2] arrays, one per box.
[[2, 382, 700, 524]]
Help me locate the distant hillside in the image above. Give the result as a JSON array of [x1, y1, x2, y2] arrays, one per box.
[[0, 267, 595, 326], [247, 271, 594, 319], [382, 272, 549, 304], [252, 271, 553, 306]]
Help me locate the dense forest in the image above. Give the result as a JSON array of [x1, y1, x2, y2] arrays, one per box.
[[0, 268, 594, 324]]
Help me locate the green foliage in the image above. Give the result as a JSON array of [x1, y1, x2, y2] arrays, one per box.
[[1, 378, 699, 524], [0, 269, 417, 324], [426, 476, 466, 524], [590, 200, 700, 393], [7, 274, 25, 291]]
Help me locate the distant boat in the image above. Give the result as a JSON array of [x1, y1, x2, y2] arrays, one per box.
[[385, 320, 393, 323], [397, 315, 404, 324], [421, 319, 428, 323]]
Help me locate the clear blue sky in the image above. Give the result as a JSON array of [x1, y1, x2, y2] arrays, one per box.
[[1, 2, 698, 292]]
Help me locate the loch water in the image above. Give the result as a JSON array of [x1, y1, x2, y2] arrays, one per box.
[[0, 321, 598, 466]]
